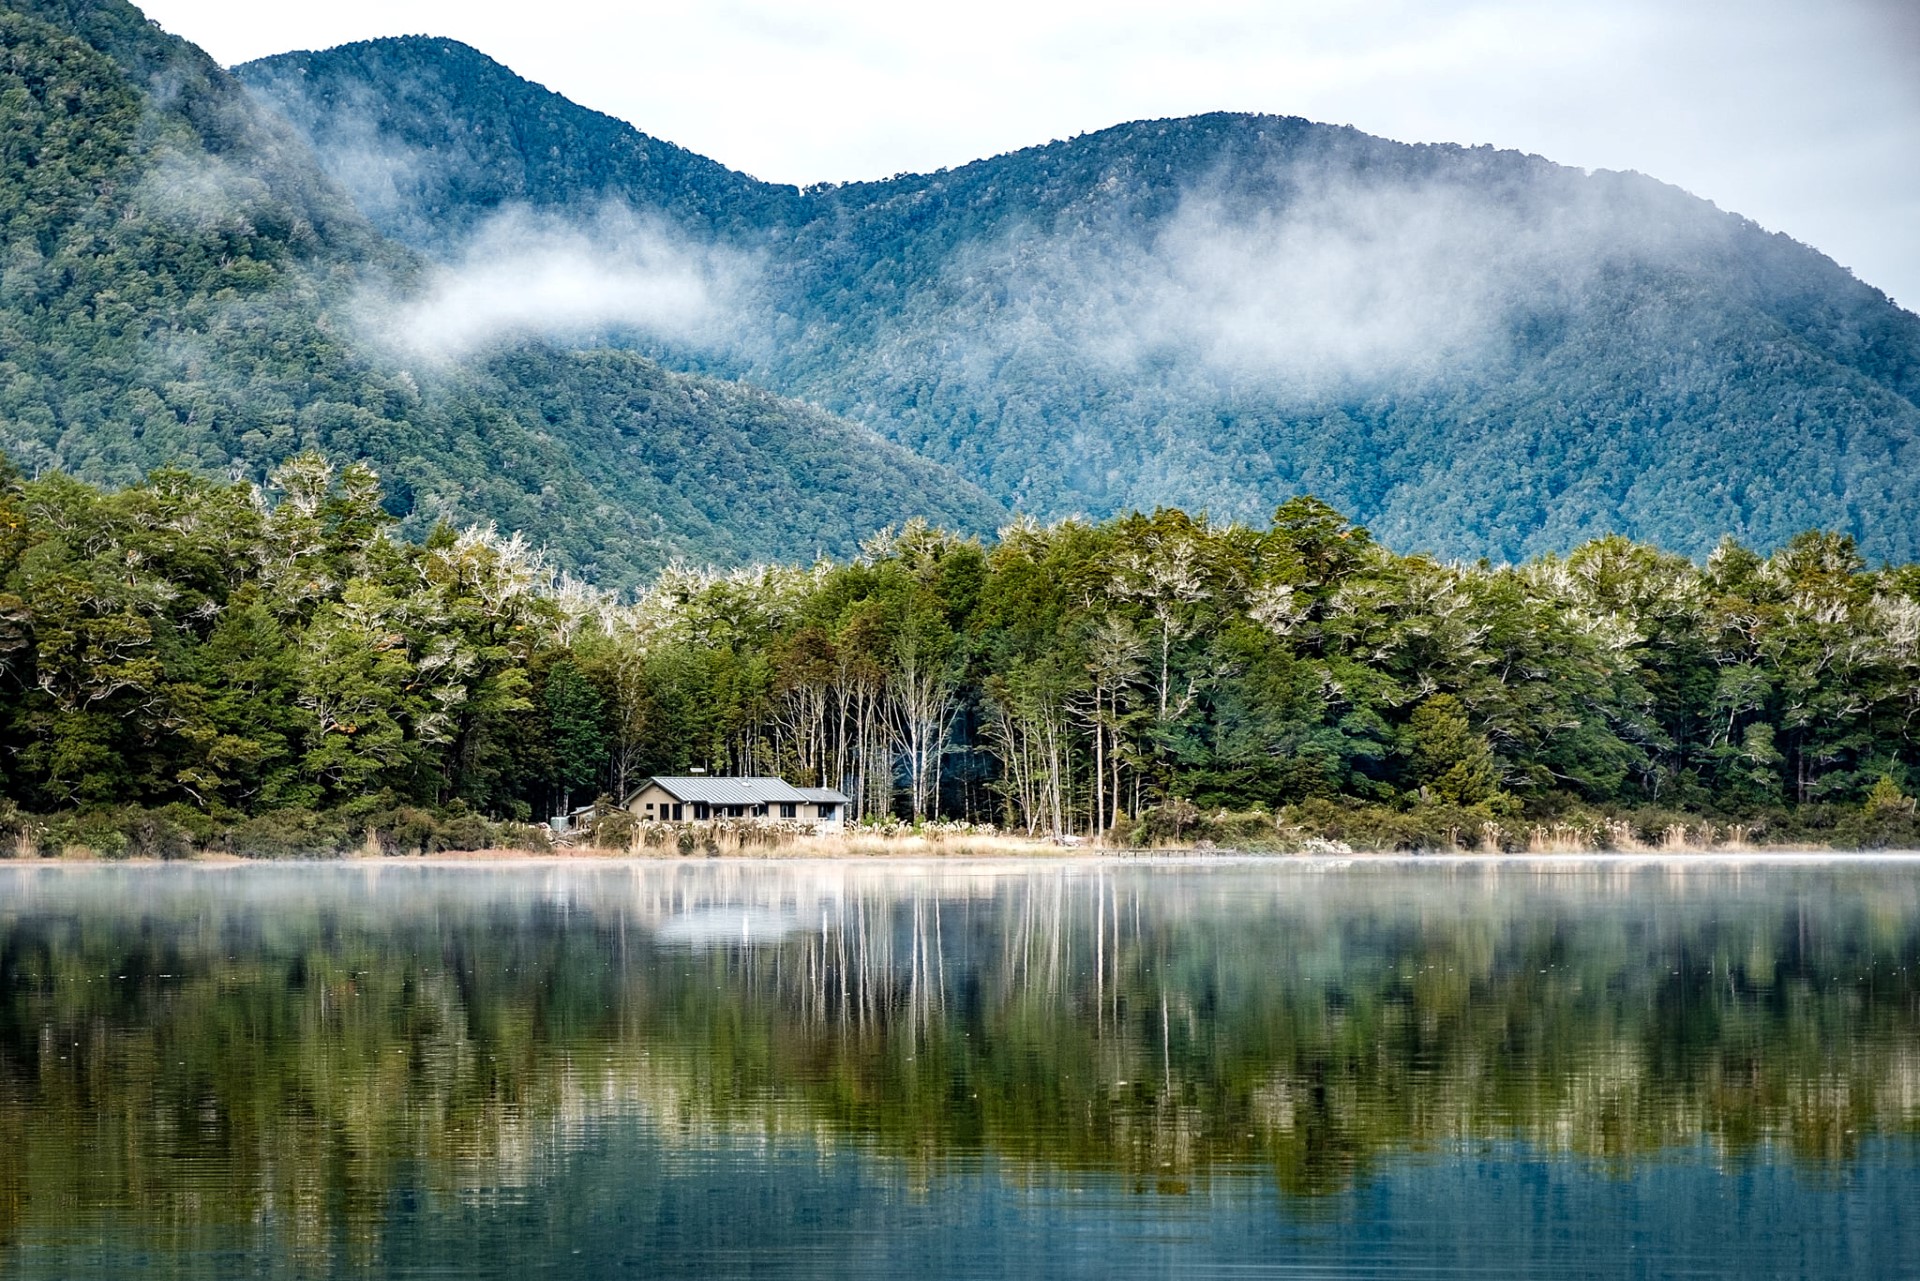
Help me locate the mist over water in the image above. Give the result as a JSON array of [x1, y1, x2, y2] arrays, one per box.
[[1, 859, 1916, 1277]]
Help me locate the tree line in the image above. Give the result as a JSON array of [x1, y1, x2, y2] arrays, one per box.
[[0, 453, 1916, 854]]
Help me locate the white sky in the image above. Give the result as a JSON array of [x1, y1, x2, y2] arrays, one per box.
[[141, 0, 1920, 310]]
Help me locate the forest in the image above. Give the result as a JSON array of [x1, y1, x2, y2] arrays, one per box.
[[1, 454, 1916, 856]]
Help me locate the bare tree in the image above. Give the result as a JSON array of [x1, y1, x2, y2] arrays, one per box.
[[887, 621, 961, 821]]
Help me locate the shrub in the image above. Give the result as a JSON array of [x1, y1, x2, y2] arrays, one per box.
[[1833, 779, 1920, 850], [43, 807, 194, 860], [850, 816, 999, 840], [369, 806, 441, 856], [492, 822, 552, 852], [585, 811, 640, 849], [225, 808, 351, 859], [0, 802, 44, 858], [437, 810, 491, 853], [366, 806, 536, 855], [155, 803, 222, 848], [1129, 798, 1202, 846], [1277, 798, 1521, 852]]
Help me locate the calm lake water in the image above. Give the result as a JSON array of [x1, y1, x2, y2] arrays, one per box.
[[1, 856, 1917, 1279]]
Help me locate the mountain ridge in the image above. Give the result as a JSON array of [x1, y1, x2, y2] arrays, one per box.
[[233, 35, 794, 251], [237, 37, 1920, 563]]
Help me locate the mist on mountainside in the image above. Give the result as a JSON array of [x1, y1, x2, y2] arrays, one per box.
[[933, 161, 1740, 394], [237, 39, 1920, 563], [360, 204, 754, 361]]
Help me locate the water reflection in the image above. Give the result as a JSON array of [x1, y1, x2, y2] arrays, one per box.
[[0, 858, 1917, 1275]]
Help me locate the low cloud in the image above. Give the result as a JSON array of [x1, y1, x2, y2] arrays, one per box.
[[136, 149, 277, 231], [365, 204, 751, 361], [947, 160, 1731, 396], [1148, 181, 1548, 383]]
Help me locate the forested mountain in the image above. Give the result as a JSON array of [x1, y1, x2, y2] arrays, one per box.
[[0, 0, 1003, 586], [240, 38, 1920, 563]]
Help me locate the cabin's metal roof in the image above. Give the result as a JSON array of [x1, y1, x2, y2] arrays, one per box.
[[795, 787, 850, 804], [639, 776, 811, 805], [734, 778, 813, 804]]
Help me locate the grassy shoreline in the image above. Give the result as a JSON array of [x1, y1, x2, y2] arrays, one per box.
[[10, 850, 1920, 870], [5, 794, 1915, 862], [10, 837, 1920, 865]]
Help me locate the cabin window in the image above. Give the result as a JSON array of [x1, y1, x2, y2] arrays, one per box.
[[780, 803, 797, 819], [818, 804, 837, 820], [694, 802, 709, 820], [671, 803, 684, 821]]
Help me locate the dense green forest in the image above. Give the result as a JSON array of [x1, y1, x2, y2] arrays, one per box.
[[0, 456, 1915, 854], [240, 37, 1920, 564], [0, 0, 1001, 586]]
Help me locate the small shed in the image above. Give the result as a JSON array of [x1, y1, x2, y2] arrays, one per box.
[[548, 803, 600, 835]]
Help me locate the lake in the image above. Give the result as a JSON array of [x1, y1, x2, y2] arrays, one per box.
[[0, 856, 1916, 1278]]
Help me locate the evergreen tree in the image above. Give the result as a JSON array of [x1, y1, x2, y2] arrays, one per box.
[[543, 659, 607, 815]]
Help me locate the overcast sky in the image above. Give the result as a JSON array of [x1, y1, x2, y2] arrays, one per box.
[[142, 0, 1920, 310]]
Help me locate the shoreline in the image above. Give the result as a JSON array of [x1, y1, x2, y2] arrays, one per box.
[[6, 847, 1920, 869]]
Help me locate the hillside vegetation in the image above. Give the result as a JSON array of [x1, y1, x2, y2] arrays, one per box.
[[242, 38, 1920, 563], [0, 0, 1002, 586]]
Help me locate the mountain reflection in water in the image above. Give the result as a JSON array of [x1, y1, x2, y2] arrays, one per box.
[[0, 858, 1916, 1278]]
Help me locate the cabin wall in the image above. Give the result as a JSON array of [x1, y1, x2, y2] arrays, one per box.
[[628, 785, 685, 822]]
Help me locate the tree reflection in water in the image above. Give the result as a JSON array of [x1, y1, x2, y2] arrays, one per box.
[[0, 859, 1916, 1267]]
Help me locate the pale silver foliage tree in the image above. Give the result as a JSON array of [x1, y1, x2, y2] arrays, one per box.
[[886, 619, 962, 822], [1083, 614, 1146, 840]]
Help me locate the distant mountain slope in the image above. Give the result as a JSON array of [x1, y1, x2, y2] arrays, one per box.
[[239, 39, 1920, 562], [232, 35, 796, 252], [437, 349, 994, 572], [0, 1, 1002, 586]]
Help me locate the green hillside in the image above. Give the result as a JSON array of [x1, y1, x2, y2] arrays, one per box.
[[0, 1, 1003, 586], [240, 39, 1920, 562]]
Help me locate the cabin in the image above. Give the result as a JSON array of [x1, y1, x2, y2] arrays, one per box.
[[624, 775, 849, 832]]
